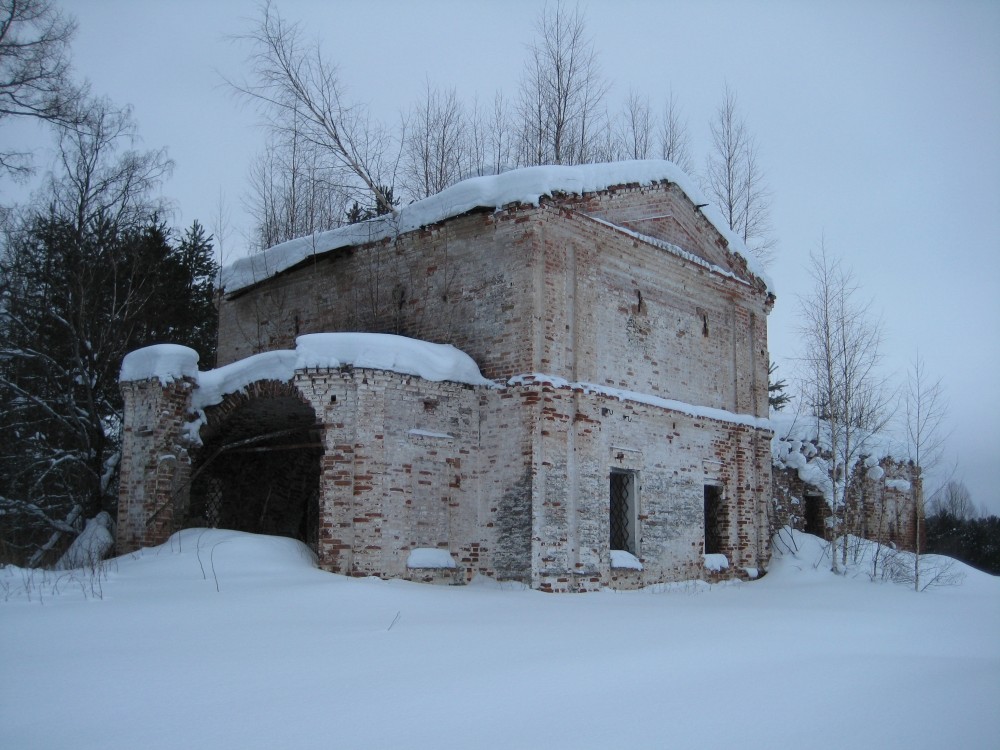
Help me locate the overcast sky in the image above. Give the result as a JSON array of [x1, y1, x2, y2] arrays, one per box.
[[4, 0, 998, 513]]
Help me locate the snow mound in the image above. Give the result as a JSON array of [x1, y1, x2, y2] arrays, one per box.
[[55, 512, 115, 571], [135, 529, 321, 583], [221, 160, 771, 294], [767, 526, 994, 592], [120, 344, 199, 385]]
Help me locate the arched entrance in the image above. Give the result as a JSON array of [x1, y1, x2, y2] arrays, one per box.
[[187, 381, 323, 550]]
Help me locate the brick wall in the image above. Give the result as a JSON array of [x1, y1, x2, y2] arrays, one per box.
[[518, 377, 772, 591], [293, 368, 532, 583], [125, 179, 778, 589], [117, 378, 195, 553], [217, 207, 540, 382], [771, 455, 922, 552], [119, 360, 773, 588], [217, 183, 773, 418]]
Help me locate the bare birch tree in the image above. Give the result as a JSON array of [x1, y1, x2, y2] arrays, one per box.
[[486, 90, 513, 174], [616, 89, 654, 160], [904, 354, 948, 590], [0, 0, 85, 178], [704, 85, 774, 265], [515, 0, 607, 165], [929, 480, 976, 520], [244, 112, 348, 252], [659, 90, 693, 173], [799, 242, 893, 572], [228, 2, 397, 217], [401, 81, 468, 201]]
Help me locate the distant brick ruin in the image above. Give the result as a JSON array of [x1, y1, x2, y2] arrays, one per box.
[[771, 430, 922, 552], [117, 162, 777, 591]]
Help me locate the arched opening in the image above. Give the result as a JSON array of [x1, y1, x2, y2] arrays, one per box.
[[187, 381, 323, 551]]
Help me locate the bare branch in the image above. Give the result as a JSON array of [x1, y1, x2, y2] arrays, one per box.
[[226, 2, 396, 216]]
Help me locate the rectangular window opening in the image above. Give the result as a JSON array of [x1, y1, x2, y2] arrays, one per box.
[[803, 494, 824, 537], [704, 485, 724, 555], [610, 469, 638, 555]]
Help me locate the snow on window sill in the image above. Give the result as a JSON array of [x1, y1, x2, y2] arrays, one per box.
[[703, 553, 729, 572], [407, 548, 457, 569], [610, 550, 643, 570]]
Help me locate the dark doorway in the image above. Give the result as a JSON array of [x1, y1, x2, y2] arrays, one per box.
[[803, 495, 825, 537], [704, 485, 724, 554], [188, 388, 323, 550]]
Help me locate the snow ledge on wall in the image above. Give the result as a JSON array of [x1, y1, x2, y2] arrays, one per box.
[[508, 373, 771, 430]]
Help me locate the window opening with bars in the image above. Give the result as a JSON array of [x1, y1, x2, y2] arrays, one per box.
[[610, 470, 637, 554]]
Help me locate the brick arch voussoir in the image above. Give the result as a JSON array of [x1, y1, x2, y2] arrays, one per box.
[[196, 378, 318, 448]]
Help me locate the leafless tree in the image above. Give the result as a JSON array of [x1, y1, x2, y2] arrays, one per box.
[[0, 0, 85, 178], [48, 98, 172, 236], [244, 114, 348, 252], [704, 85, 774, 266], [929, 480, 976, 520], [515, 1, 608, 165], [466, 95, 488, 178], [228, 2, 397, 217], [616, 89, 654, 160], [659, 90, 693, 173], [798, 242, 893, 573], [210, 188, 232, 268], [589, 110, 619, 163], [903, 354, 948, 589], [401, 81, 468, 201], [487, 90, 514, 174]]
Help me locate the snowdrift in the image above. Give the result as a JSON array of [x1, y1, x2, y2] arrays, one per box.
[[2, 529, 997, 750]]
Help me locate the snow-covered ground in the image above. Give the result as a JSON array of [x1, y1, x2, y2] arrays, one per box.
[[2, 530, 997, 749]]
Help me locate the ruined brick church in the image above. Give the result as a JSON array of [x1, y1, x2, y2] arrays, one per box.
[[117, 161, 776, 591]]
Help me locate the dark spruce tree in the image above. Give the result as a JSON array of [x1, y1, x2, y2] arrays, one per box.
[[768, 360, 791, 411], [0, 213, 218, 566]]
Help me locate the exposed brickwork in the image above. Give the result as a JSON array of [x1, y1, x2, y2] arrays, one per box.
[[121, 179, 775, 589], [116, 378, 195, 552], [772, 456, 923, 552]]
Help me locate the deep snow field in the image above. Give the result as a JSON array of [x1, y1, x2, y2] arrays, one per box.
[[2, 529, 997, 749]]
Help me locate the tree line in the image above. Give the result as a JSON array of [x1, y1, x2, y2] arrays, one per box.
[[231, 1, 774, 265], [0, 0, 217, 565]]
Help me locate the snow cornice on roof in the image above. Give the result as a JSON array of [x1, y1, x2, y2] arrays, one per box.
[[220, 160, 772, 296]]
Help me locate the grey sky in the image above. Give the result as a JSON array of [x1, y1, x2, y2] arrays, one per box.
[[4, 0, 999, 512]]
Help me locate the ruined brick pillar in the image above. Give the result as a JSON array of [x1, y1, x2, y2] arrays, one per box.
[[116, 346, 198, 553]]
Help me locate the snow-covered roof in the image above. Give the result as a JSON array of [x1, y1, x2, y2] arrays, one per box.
[[220, 160, 771, 295], [120, 334, 493, 399]]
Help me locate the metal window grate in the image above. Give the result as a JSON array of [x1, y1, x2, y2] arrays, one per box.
[[610, 471, 632, 551]]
